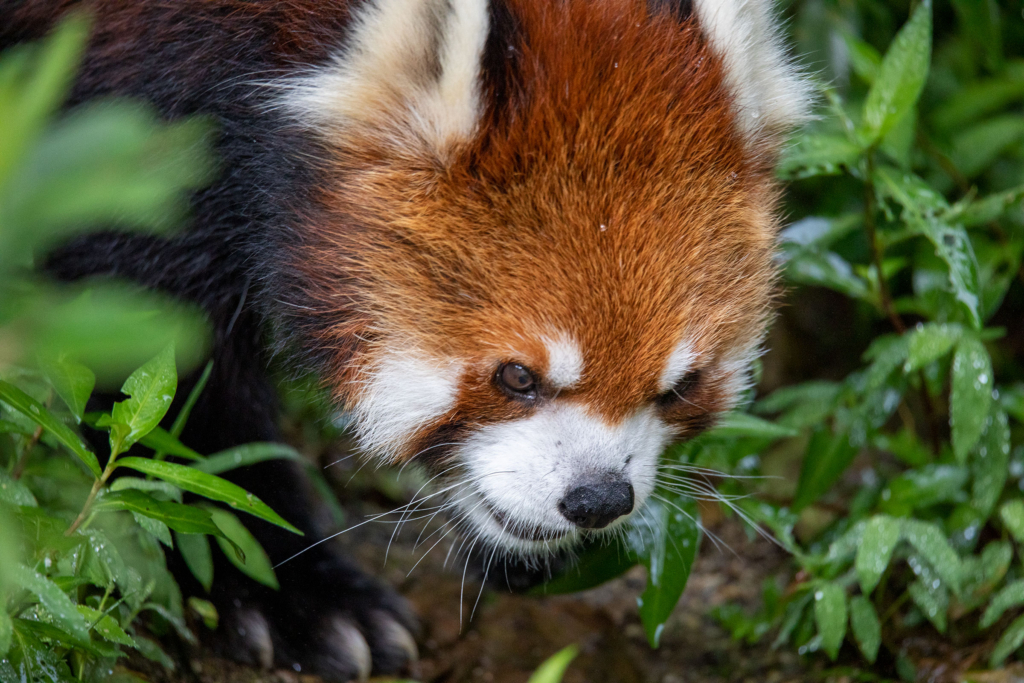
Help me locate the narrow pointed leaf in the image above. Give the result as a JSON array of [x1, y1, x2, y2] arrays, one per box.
[[10, 564, 90, 642], [951, 337, 993, 463], [849, 596, 881, 663], [862, 0, 932, 142], [114, 457, 302, 535], [0, 380, 100, 476], [176, 532, 213, 593], [856, 515, 901, 595], [193, 443, 302, 475], [814, 583, 847, 661], [208, 508, 278, 590], [527, 645, 579, 683]]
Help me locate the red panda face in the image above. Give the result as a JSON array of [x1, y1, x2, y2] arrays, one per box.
[[279, 0, 809, 555]]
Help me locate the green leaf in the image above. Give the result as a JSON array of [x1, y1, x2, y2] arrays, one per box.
[[990, 613, 1024, 668], [10, 564, 91, 642], [971, 410, 1010, 518], [0, 469, 37, 507], [633, 496, 700, 648], [843, 33, 882, 84], [813, 583, 847, 661], [109, 476, 182, 502], [76, 604, 137, 648], [176, 533, 214, 593], [537, 539, 637, 595], [1000, 500, 1024, 543], [114, 457, 302, 535], [786, 251, 871, 300], [900, 519, 962, 595], [168, 360, 212, 440], [950, 115, 1024, 179], [849, 596, 881, 663], [856, 515, 901, 595], [107, 344, 177, 454], [861, 0, 932, 143], [880, 465, 969, 516], [138, 426, 203, 462], [38, 353, 94, 422], [193, 442, 303, 475], [917, 221, 982, 328], [208, 508, 279, 590], [709, 412, 798, 441], [980, 579, 1024, 629], [187, 596, 219, 630], [951, 0, 1002, 71], [0, 379, 101, 477], [93, 489, 223, 536], [527, 645, 579, 683], [908, 575, 949, 633], [0, 611, 11, 656], [133, 635, 175, 671], [951, 337, 994, 464], [0, 14, 90, 191], [133, 513, 173, 548], [904, 323, 963, 372], [777, 134, 864, 180], [793, 428, 858, 512]]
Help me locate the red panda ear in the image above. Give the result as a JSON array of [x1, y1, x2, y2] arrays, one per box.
[[281, 0, 488, 159], [690, 0, 813, 143]]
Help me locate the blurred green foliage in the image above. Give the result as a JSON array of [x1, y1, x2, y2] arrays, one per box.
[[0, 16, 304, 681]]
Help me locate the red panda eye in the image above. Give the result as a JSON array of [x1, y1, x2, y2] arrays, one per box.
[[497, 363, 537, 394], [657, 369, 702, 407]]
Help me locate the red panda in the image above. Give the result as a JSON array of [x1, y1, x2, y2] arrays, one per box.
[[6, 0, 810, 679]]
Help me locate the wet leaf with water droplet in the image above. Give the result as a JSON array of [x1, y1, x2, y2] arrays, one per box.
[[632, 495, 700, 648], [115, 457, 302, 535], [900, 519, 962, 596], [107, 344, 177, 454], [813, 582, 847, 660], [861, 0, 932, 142], [857, 515, 901, 595], [951, 337, 994, 463]]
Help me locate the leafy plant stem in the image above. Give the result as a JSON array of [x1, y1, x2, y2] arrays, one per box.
[[12, 425, 43, 479], [65, 449, 120, 536], [864, 150, 906, 335], [879, 590, 911, 626]]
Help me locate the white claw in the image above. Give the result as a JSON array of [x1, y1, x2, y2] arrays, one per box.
[[325, 616, 372, 682]]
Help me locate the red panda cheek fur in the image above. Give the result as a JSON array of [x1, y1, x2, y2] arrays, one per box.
[[290, 0, 782, 461]]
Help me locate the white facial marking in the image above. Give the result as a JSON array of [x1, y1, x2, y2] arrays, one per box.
[[352, 351, 461, 462], [658, 338, 698, 392], [692, 0, 812, 138], [715, 343, 761, 409], [278, 0, 488, 155], [456, 404, 671, 555], [542, 334, 585, 389]]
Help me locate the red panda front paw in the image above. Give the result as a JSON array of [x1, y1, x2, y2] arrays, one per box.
[[210, 552, 419, 682]]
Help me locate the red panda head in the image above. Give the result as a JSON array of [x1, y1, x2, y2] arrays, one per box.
[[278, 0, 810, 555]]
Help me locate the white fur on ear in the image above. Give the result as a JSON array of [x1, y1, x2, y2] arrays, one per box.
[[281, 0, 489, 155], [692, 0, 812, 139]]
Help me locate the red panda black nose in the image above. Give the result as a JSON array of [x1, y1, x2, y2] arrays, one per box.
[[558, 479, 635, 529]]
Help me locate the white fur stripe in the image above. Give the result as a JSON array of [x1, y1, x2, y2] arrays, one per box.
[[352, 351, 461, 460], [658, 338, 697, 392], [542, 334, 585, 389], [692, 0, 812, 137]]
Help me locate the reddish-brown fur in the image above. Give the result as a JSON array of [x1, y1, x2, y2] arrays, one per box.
[[292, 0, 781, 458]]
